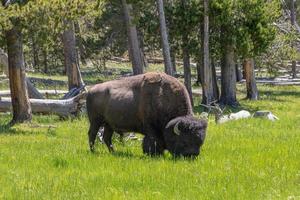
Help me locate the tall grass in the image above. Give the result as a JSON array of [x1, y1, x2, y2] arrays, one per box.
[[0, 85, 299, 199]]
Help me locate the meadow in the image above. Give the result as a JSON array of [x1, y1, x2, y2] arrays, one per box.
[[0, 64, 299, 199]]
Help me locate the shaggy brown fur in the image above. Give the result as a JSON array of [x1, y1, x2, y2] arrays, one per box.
[[86, 72, 207, 157]]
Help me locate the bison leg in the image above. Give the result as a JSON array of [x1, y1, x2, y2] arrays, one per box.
[[103, 125, 114, 153], [88, 120, 103, 152], [142, 135, 164, 156]]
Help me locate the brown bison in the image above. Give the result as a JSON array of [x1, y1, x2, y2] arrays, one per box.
[[86, 72, 207, 157]]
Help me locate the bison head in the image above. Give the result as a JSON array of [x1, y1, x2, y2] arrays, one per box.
[[164, 116, 207, 157]]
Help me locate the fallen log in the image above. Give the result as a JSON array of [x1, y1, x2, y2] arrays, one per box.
[[192, 89, 202, 97], [0, 77, 45, 99], [0, 90, 68, 97], [0, 78, 8, 83], [0, 93, 87, 117], [240, 80, 300, 86]]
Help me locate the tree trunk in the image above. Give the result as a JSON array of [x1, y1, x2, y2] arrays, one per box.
[[201, 0, 218, 105], [74, 22, 87, 65], [43, 49, 48, 74], [243, 58, 258, 100], [140, 49, 149, 69], [236, 63, 243, 82], [62, 20, 84, 90], [180, 0, 193, 106], [196, 60, 202, 86], [220, 43, 238, 106], [170, 47, 177, 73], [291, 0, 297, 78], [197, 14, 204, 87], [138, 30, 149, 69], [211, 58, 220, 101], [31, 36, 39, 70], [183, 46, 193, 106], [121, 0, 144, 75], [6, 24, 32, 124], [157, 0, 173, 76]]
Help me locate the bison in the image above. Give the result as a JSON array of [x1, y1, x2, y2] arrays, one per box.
[[86, 72, 207, 157]]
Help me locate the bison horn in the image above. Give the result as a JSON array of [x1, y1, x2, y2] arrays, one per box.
[[173, 122, 181, 136]]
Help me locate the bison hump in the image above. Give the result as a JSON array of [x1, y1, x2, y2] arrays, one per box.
[[143, 73, 162, 84]]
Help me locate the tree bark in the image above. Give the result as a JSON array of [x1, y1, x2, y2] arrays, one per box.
[[201, 0, 218, 105], [243, 58, 258, 100], [43, 49, 48, 74], [291, 0, 297, 78], [196, 60, 203, 86], [220, 43, 238, 106], [183, 47, 193, 106], [31, 36, 39, 69], [6, 24, 32, 124], [211, 58, 220, 101], [236, 63, 243, 82], [138, 30, 149, 69], [157, 0, 173, 76], [197, 13, 204, 86], [121, 0, 144, 75], [74, 22, 87, 65], [180, 0, 193, 106], [62, 20, 84, 90], [170, 47, 177, 73]]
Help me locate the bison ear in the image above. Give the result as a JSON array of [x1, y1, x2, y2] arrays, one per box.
[[173, 121, 181, 136]]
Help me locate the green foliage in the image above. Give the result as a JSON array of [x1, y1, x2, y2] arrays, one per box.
[[0, 0, 102, 31], [81, 0, 127, 60], [211, 0, 281, 58], [0, 0, 105, 73], [256, 30, 298, 76]]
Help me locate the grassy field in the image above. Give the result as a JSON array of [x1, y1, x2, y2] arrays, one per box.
[[0, 64, 300, 199]]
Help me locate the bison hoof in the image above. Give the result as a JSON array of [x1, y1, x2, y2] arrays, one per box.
[[90, 147, 95, 153], [89, 143, 95, 153], [142, 136, 164, 156], [108, 145, 115, 153]]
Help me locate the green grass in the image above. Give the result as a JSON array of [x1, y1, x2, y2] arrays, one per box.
[[0, 84, 299, 199]]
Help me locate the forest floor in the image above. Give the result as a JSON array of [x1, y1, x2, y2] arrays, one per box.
[[0, 63, 300, 199]]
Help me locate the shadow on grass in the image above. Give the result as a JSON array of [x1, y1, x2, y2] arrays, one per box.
[[90, 149, 145, 160], [0, 121, 55, 136], [113, 152, 198, 163], [194, 104, 258, 116], [194, 88, 300, 115], [91, 147, 200, 163], [0, 122, 17, 135], [259, 89, 300, 99]]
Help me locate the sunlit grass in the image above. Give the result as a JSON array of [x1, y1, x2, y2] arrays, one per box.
[[0, 84, 299, 199]]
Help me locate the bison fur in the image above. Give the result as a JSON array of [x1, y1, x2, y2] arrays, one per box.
[[86, 72, 207, 157]]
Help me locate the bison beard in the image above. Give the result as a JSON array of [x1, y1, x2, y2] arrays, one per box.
[[86, 72, 207, 157]]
